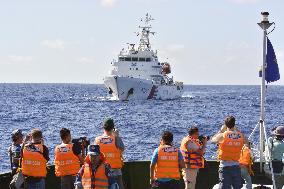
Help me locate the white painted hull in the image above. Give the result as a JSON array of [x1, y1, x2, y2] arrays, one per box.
[[104, 76, 183, 100]]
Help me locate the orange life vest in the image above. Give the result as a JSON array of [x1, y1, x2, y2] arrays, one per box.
[[54, 143, 81, 177], [218, 131, 244, 161], [180, 136, 204, 169], [95, 135, 122, 169], [154, 145, 180, 179], [239, 145, 252, 166], [21, 143, 47, 177], [81, 162, 109, 189]]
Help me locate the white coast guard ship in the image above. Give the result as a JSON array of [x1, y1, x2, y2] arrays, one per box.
[[103, 14, 184, 100]]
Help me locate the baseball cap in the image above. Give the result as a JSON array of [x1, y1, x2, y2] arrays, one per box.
[[272, 126, 284, 136], [11, 129, 23, 140], [87, 144, 100, 156]]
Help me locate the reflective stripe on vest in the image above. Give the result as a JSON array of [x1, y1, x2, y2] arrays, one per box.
[[95, 135, 122, 169], [22, 143, 47, 177], [154, 145, 180, 179], [239, 145, 252, 166], [82, 163, 109, 189], [218, 131, 244, 161], [54, 143, 81, 176], [180, 136, 204, 169]]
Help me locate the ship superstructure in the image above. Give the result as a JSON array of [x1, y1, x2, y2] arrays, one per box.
[[104, 14, 183, 100]]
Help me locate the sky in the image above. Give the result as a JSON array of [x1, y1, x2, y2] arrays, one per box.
[[0, 0, 283, 85]]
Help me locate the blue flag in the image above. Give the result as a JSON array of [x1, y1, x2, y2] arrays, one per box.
[[265, 37, 280, 83]]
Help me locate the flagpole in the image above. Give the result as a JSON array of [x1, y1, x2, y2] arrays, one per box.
[[257, 12, 272, 173]]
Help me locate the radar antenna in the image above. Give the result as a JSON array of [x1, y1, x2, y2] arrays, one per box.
[[137, 13, 155, 51]]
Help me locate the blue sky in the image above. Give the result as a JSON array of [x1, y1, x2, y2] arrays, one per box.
[[0, 0, 283, 85]]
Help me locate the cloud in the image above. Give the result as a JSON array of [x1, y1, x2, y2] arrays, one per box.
[[229, 0, 260, 4], [101, 0, 118, 7], [77, 57, 95, 64], [8, 55, 34, 63], [41, 39, 67, 50]]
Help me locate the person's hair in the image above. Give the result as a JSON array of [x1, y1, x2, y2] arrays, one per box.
[[60, 128, 71, 140], [188, 126, 199, 136], [103, 118, 114, 132], [225, 116, 235, 129], [161, 131, 173, 145], [31, 129, 42, 140]]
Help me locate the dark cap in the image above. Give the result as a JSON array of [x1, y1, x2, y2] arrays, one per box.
[[87, 144, 100, 156], [11, 129, 23, 140], [272, 126, 284, 136], [103, 118, 114, 131]]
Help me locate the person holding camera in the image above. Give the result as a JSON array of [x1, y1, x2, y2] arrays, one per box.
[[180, 126, 207, 189], [212, 116, 247, 189], [264, 126, 284, 189], [21, 129, 49, 189], [95, 118, 125, 189], [8, 129, 24, 176], [150, 131, 185, 189], [54, 128, 84, 189]]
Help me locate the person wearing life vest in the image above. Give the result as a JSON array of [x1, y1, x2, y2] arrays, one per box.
[[212, 116, 247, 189], [95, 118, 125, 189], [264, 126, 284, 189], [54, 128, 84, 189], [21, 129, 49, 189], [150, 131, 185, 189], [8, 129, 24, 176], [239, 142, 253, 189], [74, 145, 117, 189], [180, 126, 207, 189]]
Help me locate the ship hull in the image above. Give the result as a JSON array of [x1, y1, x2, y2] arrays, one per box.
[[104, 76, 183, 100]]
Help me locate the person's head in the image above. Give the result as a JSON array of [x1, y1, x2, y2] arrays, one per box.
[[273, 126, 284, 140], [31, 129, 43, 143], [60, 128, 71, 143], [87, 145, 101, 165], [224, 116, 236, 129], [161, 131, 173, 145], [11, 129, 23, 144], [188, 126, 199, 138], [103, 118, 115, 132]]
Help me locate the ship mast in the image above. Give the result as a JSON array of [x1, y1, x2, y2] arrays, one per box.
[[257, 12, 273, 173], [137, 13, 155, 51]]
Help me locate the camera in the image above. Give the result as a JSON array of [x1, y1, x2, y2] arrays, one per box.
[[198, 135, 210, 142], [72, 137, 90, 148]]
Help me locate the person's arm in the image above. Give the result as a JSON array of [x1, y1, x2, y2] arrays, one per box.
[[150, 148, 158, 185], [211, 132, 223, 144], [115, 136, 125, 152], [72, 143, 85, 164], [178, 150, 185, 169], [43, 145, 50, 162]]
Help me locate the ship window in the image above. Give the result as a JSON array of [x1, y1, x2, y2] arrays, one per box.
[[125, 57, 131, 61], [139, 57, 145, 61], [130, 68, 131, 70], [136, 68, 138, 70], [158, 62, 160, 65], [146, 58, 151, 62], [132, 57, 138, 61], [119, 57, 124, 61]]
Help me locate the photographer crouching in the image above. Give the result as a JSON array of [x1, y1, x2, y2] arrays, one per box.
[[180, 126, 208, 189]]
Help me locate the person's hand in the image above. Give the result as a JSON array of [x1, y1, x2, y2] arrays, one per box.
[[150, 178, 154, 185], [201, 137, 208, 144], [24, 134, 31, 143]]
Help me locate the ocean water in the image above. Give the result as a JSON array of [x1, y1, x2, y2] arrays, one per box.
[[1, 84, 284, 173]]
